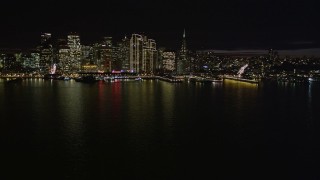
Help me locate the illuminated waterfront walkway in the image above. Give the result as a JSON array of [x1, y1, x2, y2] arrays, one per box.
[[223, 75, 259, 84]]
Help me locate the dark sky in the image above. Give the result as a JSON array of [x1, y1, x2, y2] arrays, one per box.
[[1, 0, 320, 50]]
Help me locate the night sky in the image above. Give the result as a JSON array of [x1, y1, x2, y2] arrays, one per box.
[[1, 0, 320, 50]]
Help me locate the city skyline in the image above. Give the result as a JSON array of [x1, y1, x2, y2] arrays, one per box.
[[1, 0, 319, 50], [1, 31, 320, 58], [2, 1, 320, 179]]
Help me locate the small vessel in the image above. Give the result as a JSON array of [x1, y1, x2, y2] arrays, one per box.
[[135, 77, 142, 81], [308, 76, 320, 82], [104, 76, 115, 82], [64, 76, 71, 81]]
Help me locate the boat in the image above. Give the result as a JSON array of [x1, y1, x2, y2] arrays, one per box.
[[104, 76, 115, 82], [64, 76, 71, 81], [135, 77, 142, 81], [308, 76, 320, 82]]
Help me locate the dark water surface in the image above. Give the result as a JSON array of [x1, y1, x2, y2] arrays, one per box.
[[1, 79, 320, 179]]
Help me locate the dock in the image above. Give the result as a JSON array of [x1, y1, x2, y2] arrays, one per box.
[[223, 76, 259, 84]]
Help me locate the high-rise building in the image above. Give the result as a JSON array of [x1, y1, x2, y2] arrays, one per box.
[[143, 38, 157, 74], [21, 53, 31, 68], [118, 36, 130, 71], [130, 34, 144, 73], [56, 38, 71, 73], [81, 45, 93, 63], [157, 48, 165, 74], [39, 33, 53, 73], [30, 52, 40, 69], [177, 29, 189, 74], [112, 45, 121, 71], [162, 52, 176, 72], [41, 33, 51, 45], [130, 34, 157, 74], [92, 43, 101, 68], [1, 54, 16, 72], [100, 37, 113, 72], [67, 33, 81, 72], [102, 37, 113, 47], [81, 45, 96, 72]]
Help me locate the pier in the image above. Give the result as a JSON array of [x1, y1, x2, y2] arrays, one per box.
[[223, 75, 259, 84]]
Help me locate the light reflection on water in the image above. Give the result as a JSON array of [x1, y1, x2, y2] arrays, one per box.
[[0, 79, 320, 179]]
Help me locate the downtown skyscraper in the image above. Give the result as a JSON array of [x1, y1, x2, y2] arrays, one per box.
[[162, 52, 176, 73], [118, 36, 130, 71], [57, 38, 70, 73], [177, 29, 189, 74], [39, 33, 53, 73], [67, 33, 81, 72], [130, 34, 157, 74], [100, 37, 113, 72]]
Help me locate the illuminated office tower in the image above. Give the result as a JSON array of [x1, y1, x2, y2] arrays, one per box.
[[67, 33, 81, 72], [1, 54, 16, 72], [102, 37, 113, 47], [31, 52, 40, 69], [130, 34, 144, 73], [14, 53, 22, 64], [157, 48, 165, 73], [162, 52, 176, 72], [92, 43, 101, 67], [142, 38, 157, 74], [21, 53, 31, 68], [57, 39, 70, 73], [130, 34, 157, 74], [112, 45, 121, 71], [100, 37, 113, 72], [81, 45, 96, 72], [20, 52, 39, 69], [119, 36, 130, 71], [41, 33, 51, 44], [39, 33, 53, 73], [177, 29, 189, 74], [81, 45, 93, 63]]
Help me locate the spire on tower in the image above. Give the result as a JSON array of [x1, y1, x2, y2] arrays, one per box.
[[177, 29, 188, 74], [181, 29, 187, 52]]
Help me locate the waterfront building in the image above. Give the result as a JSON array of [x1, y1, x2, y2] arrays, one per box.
[[118, 36, 130, 71], [67, 33, 81, 72], [130, 34, 157, 74], [143, 38, 157, 74], [162, 51, 176, 73], [130, 34, 143, 73], [30, 52, 40, 69], [177, 29, 189, 74], [39, 33, 53, 73], [57, 39, 70, 73], [100, 37, 113, 72], [1, 54, 16, 72]]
